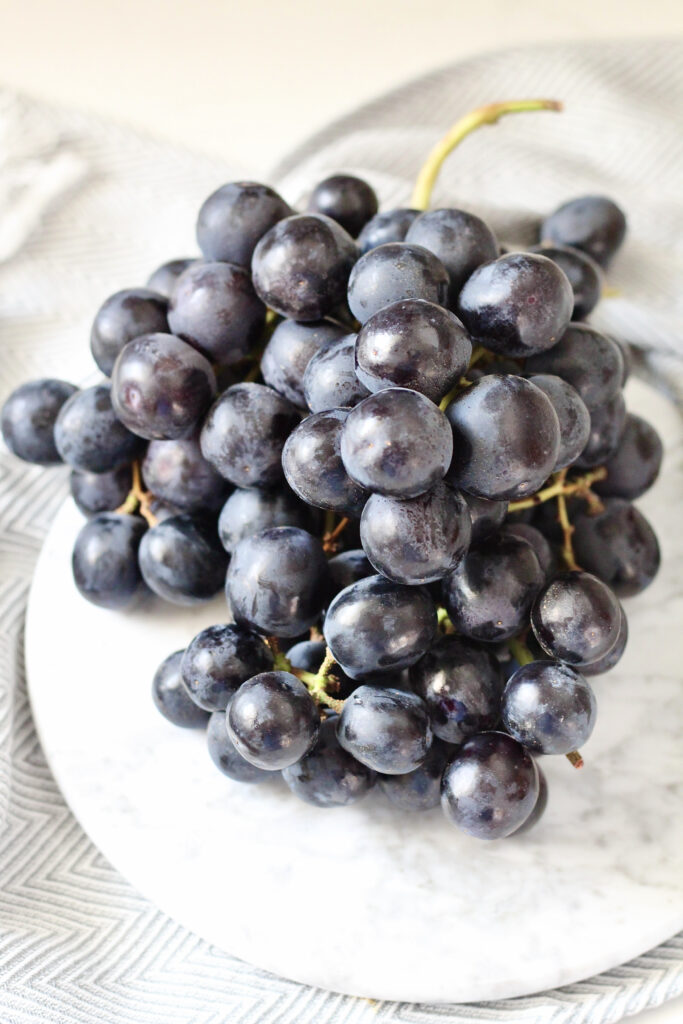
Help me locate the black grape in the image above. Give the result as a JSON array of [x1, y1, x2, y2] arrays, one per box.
[[282, 408, 368, 516], [1, 378, 77, 465], [529, 243, 603, 320], [196, 181, 292, 266], [227, 671, 320, 770], [405, 207, 498, 305], [327, 548, 373, 594], [260, 318, 347, 408], [146, 258, 197, 298], [306, 174, 379, 238], [181, 623, 273, 711], [378, 737, 454, 811], [336, 685, 432, 774], [303, 333, 369, 413], [502, 660, 597, 755], [575, 391, 627, 468], [572, 499, 660, 597], [499, 522, 554, 579], [152, 650, 209, 728], [70, 465, 132, 516], [72, 513, 146, 609], [142, 438, 230, 513], [464, 493, 508, 542], [525, 324, 624, 410], [90, 288, 169, 376], [282, 715, 376, 807], [526, 373, 591, 471], [218, 486, 314, 554], [347, 242, 449, 324], [207, 710, 271, 783], [138, 514, 228, 605], [54, 384, 144, 473], [540, 195, 627, 268], [357, 208, 420, 253], [594, 414, 663, 500], [531, 570, 621, 665], [581, 603, 628, 676]]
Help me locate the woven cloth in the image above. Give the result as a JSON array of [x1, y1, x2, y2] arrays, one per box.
[[1, 37, 682, 1024]]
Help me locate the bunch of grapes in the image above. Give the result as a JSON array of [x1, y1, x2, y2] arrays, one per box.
[[1, 101, 663, 840]]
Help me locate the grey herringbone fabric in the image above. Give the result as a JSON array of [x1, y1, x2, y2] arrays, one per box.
[[1, 39, 682, 1024]]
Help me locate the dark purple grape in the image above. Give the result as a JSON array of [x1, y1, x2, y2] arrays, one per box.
[[226, 527, 330, 637], [511, 765, 548, 835], [111, 333, 217, 440], [70, 465, 132, 516], [303, 333, 369, 413], [323, 574, 437, 679], [409, 635, 504, 744], [575, 391, 627, 468], [72, 513, 146, 609], [354, 298, 472, 402], [327, 548, 373, 594], [217, 486, 314, 553], [54, 385, 144, 473], [347, 242, 449, 324], [200, 383, 300, 489], [445, 375, 560, 500], [146, 258, 197, 298], [307, 174, 378, 238], [90, 288, 169, 376], [357, 208, 420, 253], [207, 710, 271, 783], [252, 213, 358, 321], [260, 318, 347, 407], [141, 438, 230, 513], [529, 243, 603, 320], [138, 514, 228, 605], [572, 499, 660, 597], [1, 378, 77, 464], [336, 686, 432, 774], [615, 337, 633, 386], [499, 522, 555, 578], [525, 324, 624, 410], [378, 737, 454, 811], [152, 650, 209, 728], [441, 731, 539, 839], [594, 414, 663, 500], [340, 388, 453, 499], [442, 534, 544, 643], [227, 671, 320, 770], [581, 602, 628, 676], [456, 252, 573, 357], [181, 623, 273, 711], [360, 481, 471, 585], [167, 261, 265, 364], [526, 373, 591, 471], [283, 408, 368, 516], [282, 715, 376, 806], [540, 195, 627, 267], [405, 208, 498, 305], [502, 660, 597, 755], [196, 181, 292, 266], [531, 570, 621, 665], [464, 493, 508, 541]]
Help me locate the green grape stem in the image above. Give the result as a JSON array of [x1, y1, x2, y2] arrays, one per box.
[[115, 461, 158, 527], [267, 638, 345, 713]]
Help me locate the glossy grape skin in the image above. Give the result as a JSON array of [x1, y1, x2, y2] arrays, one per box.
[[457, 252, 573, 358], [54, 385, 144, 473], [445, 375, 560, 501], [323, 574, 437, 679], [440, 731, 539, 839], [72, 513, 146, 609], [146, 258, 197, 298], [207, 710, 271, 783], [355, 298, 472, 402], [357, 208, 420, 253], [90, 288, 169, 375], [303, 334, 369, 413], [531, 570, 621, 665], [405, 208, 498, 306], [261, 319, 347, 407], [252, 213, 358, 321], [152, 650, 209, 728], [282, 715, 376, 806], [360, 481, 471, 585], [141, 438, 230, 513], [442, 534, 545, 643], [347, 242, 449, 325], [511, 765, 548, 835], [70, 465, 132, 516], [525, 323, 624, 410], [327, 548, 373, 595], [138, 515, 228, 605], [227, 671, 320, 770], [226, 527, 330, 637], [217, 486, 314, 553], [283, 409, 368, 516], [168, 261, 265, 364], [499, 522, 554, 579], [540, 195, 627, 268], [572, 499, 660, 598], [340, 388, 453, 499], [378, 737, 453, 811], [336, 686, 432, 774], [575, 391, 627, 468], [1, 378, 77, 464], [200, 383, 300, 489], [502, 660, 597, 755], [196, 181, 292, 266], [581, 602, 628, 676], [409, 635, 504, 744], [307, 174, 379, 238], [111, 333, 217, 441], [529, 243, 603, 320], [464, 493, 508, 541], [594, 414, 663, 500], [181, 623, 273, 711], [526, 374, 591, 471]]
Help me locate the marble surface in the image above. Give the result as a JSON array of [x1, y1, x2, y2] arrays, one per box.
[[25, 378, 683, 1004]]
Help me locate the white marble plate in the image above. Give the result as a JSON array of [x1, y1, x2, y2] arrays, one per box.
[[25, 378, 683, 1004]]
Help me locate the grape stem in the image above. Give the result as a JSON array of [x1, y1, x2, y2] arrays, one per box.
[[436, 606, 455, 633], [411, 99, 563, 210], [266, 638, 345, 713], [115, 461, 158, 527], [507, 467, 607, 512], [322, 515, 350, 554], [555, 475, 580, 571], [566, 750, 584, 769]]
